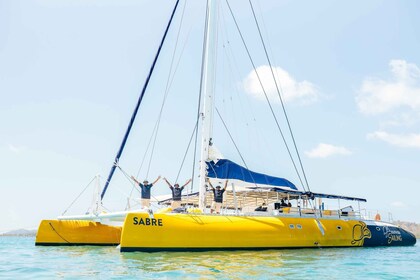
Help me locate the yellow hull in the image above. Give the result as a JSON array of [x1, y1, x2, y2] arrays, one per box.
[[120, 212, 371, 252], [35, 220, 121, 246]]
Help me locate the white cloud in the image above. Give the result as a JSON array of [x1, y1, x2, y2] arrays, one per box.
[[305, 143, 352, 158], [367, 131, 420, 149], [243, 65, 319, 105], [356, 59, 420, 115], [379, 112, 420, 128], [8, 144, 26, 154], [390, 201, 407, 208], [357, 60, 420, 150]]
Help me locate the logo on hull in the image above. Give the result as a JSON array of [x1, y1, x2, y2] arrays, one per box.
[[351, 222, 371, 246]]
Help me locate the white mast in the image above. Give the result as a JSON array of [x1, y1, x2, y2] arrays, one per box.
[[198, 0, 218, 211]]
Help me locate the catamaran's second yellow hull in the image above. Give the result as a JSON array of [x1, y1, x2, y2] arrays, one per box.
[[35, 220, 121, 246], [120, 212, 371, 252]]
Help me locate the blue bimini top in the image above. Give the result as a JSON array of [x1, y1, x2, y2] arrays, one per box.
[[206, 159, 297, 190]]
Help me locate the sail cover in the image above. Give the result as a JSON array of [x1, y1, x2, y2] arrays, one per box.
[[206, 159, 297, 190]]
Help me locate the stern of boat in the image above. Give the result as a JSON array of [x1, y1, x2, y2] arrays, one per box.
[[35, 219, 122, 246]]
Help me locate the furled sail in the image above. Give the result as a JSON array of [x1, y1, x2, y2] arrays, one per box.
[[206, 159, 297, 190]]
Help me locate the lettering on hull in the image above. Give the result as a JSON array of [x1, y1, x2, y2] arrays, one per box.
[[383, 227, 402, 244], [133, 217, 163, 226]]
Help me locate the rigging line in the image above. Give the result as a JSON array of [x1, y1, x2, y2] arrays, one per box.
[[220, 14, 263, 151], [225, 0, 306, 191], [164, 0, 188, 95], [255, 0, 276, 67], [224, 35, 284, 188], [220, 37, 256, 155], [145, 0, 189, 179], [101, 0, 181, 200], [190, 1, 210, 193], [215, 107, 259, 189], [108, 162, 144, 210], [117, 165, 141, 196], [175, 119, 199, 184], [136, 22, 193, 182], [248, 0, 311, 192], [100, 204, 113, 213], [62, 176, 96, 216], [112, 165, 151, 210], [167, 27, 194, 95], [219, 42, 239, 145], [135, 23, 194, 179], [128, 164, 144, 208], [224, 37, 259, 126], [134, 21, 193, 179], [136, 119, 159, 178]]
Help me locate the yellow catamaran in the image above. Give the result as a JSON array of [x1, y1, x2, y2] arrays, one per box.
[[36, 0, 416, 251]]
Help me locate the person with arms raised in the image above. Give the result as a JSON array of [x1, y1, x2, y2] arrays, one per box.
[[163, 178, 192, 209], [131, 175, 161, 209], [207, 179, 228, 214]]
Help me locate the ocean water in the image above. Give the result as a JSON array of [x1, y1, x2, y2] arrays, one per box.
[[0, 237, 419, 279]]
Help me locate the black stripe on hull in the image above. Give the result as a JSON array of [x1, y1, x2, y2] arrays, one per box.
[[120, 246, 347, 253], [35, 242, 119, 246]]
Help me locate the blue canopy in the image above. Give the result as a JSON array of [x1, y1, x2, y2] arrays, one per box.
[[271, 188, 367, 202], [206, 159, 297, 190]]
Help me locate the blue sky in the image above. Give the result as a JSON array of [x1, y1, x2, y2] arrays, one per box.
[[1, 0, 420, 231]]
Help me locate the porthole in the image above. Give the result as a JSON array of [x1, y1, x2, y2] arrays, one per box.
[[376, 227, 381, 231], [296, 224, 302, 229], [289, 224, 295, 229], [337, 226, 342, 230]]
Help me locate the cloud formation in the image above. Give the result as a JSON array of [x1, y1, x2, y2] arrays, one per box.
[[243, 65, 319, 105], [8, 144, 26, 154], [367, 131, 420, 149], [356, 59, 420, 115], [357, 60, 420, 149], [305, 143, 352, 158]]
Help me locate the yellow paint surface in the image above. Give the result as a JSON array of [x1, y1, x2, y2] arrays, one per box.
[[35, 220, 121, 245], [121, 212, 368, 250]]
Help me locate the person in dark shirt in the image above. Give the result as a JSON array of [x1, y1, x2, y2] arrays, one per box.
[[280, 199, 288, 207], [254, 202, 267, 212], [131, 175, 161, 208], [163, 177, 192, 209], [255, 203, 267, 212], [207, 179, 228, 214]]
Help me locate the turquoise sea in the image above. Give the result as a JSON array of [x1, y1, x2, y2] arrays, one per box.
[[0, 237, 419, 279]]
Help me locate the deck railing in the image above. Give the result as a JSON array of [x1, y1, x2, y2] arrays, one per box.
[[235, 206, 363, 219]]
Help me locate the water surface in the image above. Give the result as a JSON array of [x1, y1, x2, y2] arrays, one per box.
[[0, 237, 418, 279]]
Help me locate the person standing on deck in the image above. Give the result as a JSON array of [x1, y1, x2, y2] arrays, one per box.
[[131, 175, 161, 208], [207, 179, 228, 214], [163, 178, 192, 209]]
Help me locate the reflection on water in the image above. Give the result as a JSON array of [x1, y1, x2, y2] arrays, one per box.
[[119, 246, 419, 278], [120, 248, 360, 278], [121, 250, 293, 277], [0, 237, 419, 279]]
